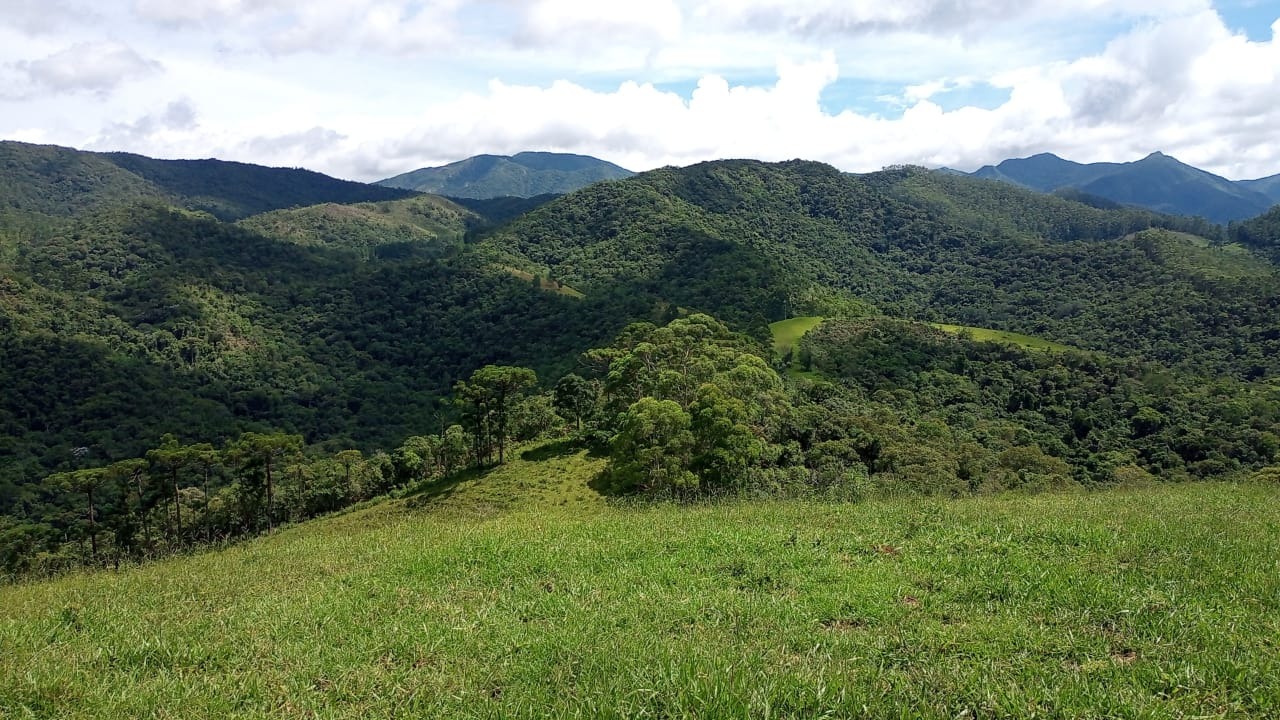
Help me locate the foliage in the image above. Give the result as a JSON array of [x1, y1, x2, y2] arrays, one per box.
[[483, 160, 1279, 378]]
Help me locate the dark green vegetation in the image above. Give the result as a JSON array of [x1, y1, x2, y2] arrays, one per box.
[[5, 139, 1280, 716], [4, 143, 1280, 580], [484, 160, 1278, 379], [1232, 204, 1280, 263], [377, 151, 634, 198], [3, 481, 1279, 718], [973, 151, 1279, 223], [1, 141, 412, 221]]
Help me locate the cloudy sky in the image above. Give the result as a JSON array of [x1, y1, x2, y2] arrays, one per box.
[[2, 0, 1278, 181]]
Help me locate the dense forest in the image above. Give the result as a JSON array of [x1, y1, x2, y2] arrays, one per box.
[[484, 161, 1279, 378], [3, 142, 1280, 578]]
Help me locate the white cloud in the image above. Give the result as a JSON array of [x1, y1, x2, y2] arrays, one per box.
[[518, 0, 683, 48], [88, 98, 199, 150], [12, 41, 162, 96], [2, 1, 1279, 183], [341, 8, 1280, 181]]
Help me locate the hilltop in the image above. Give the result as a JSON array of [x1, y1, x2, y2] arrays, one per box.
[[0, 141, 414, 221], [377, 151, 634, 198]]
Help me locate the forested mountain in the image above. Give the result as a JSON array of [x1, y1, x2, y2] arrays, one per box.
[[0, 141, 414, 221], [972, 151, 1277, 223], [377, 152, 634, 198], [0, 146, 662, 519], [1231, 204, 1280, 262], [4, 147, 1280, 577], [484, 160, 1279, 378]]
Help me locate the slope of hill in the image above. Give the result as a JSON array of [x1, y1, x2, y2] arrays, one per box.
[[377, 151, 634, 198], [972, 151, 1275, 223], [3, 480, 1279, 718], [0, 197, 655, 498], [237, 194, 479, 256], [1231, 204, 1280, 262], [1241, 173, 1280, 203], [0, 141, 414, 222], [482, 160, 1279, 378]]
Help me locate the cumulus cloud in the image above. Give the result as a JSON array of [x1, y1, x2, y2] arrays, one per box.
[[517, 0, 683, 49], [13, 41, 161, 96], [0, 0, 95, 34], [3, 0, 1278, 183], [348, 9, 1280, 181], [89, 99, 199, 149], [694, 0, 1211, 37], [130, 0, 287, 26], [244, 126, 346, 159]]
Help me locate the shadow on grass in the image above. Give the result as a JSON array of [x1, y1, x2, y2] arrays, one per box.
[[520, 439, 581, 462], [403, 466, 491, 509]]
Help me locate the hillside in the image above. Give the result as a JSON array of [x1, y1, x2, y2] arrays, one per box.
[[1232, 204, 1280, 263], [237, 194, 479, 256], [377, 151, 634, 198], [0, 199, 651, 498], [972, 151, 1276, 223], [482, 160, 1280, 378], [5, 150, 1280, 582], [3, 481, 1279, 718], [0, 141, 414, 222]]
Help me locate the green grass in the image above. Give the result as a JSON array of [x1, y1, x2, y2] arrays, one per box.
[[4, 481, 1279, 718], [769, 316, 824, 357], [930, 322, 1073, 352]]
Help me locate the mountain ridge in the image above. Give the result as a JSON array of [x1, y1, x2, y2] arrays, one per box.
[[0, 140, 415, 221], [971, 151, 1278, 223], [376, 151, 634, 198]]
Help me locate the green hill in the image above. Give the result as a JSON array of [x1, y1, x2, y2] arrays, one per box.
[[1232, 204, 1280, 263], [3, 480, 1278, 718], [0, 141, 414, 222], [237, 195, 478, 256], [483, 160, 1278, 379], [377, 152, 634, 198]]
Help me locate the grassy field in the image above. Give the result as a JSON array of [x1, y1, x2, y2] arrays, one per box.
[[769, 316, 824, 357], [3, 471, 1279, 719], [930, 322, 1074, 352]]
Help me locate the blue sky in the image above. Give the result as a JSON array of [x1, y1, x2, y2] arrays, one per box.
[[1, 0, 1278, 181]]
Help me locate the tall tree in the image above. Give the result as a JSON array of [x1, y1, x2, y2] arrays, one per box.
[[228, 432, 302, 531], [455, 365, 538, 465], [554, 373, 598, 432], [146, 434, 192, 541]]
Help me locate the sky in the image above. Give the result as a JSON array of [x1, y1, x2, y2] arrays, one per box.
[[2, 0, 1279, 182]]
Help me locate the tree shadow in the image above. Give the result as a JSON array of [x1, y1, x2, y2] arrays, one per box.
[[402, 466, 489, 508], [520, 439, 580, 462]]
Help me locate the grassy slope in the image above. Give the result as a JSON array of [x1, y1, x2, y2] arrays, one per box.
[[3, 477, 1279, 719], [929, 322, 1074, 352], [769, 316, 824, 356]]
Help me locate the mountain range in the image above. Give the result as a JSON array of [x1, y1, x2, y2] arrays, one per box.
[[377, 151, 634, 198], [971, 151, 1280, 223]]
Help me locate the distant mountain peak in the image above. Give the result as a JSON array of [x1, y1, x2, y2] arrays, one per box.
[[970, 150, 1276, 223], [377, 151, 634, 199]]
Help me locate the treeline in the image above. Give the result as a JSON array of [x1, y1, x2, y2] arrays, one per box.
[[0, 363, 570, 579], [7, 313, 1280, 580], [572, 315, 1280, 499]]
